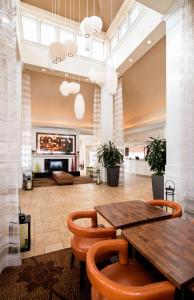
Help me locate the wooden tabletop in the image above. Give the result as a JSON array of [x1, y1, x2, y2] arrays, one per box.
[[95, 200, 171, 229], [122, 218, 194, 289]]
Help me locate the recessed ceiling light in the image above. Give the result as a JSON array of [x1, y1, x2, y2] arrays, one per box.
[[129, 58, 133, 62], [146, 40, 152, 45], [86, 78, 89, 81], [41, 68, 46, 72]]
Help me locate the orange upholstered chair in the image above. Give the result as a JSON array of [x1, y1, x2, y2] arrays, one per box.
[[67, 211, 116, 288], [87, 239, 176, 300], [148, 200, 182, 218]]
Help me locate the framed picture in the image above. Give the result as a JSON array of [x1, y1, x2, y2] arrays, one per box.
[[36, 133, 76, 155]]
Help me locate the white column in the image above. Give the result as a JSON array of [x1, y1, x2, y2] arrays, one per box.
[[100, 83, 114, 181], [165, 1, 182, 202]]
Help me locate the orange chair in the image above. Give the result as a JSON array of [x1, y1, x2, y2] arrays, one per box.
[[87, 239, 176, 300], [148, 200, 182, 218], [67, 210, 116, 288]]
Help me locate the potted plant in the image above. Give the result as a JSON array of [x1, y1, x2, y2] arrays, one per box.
[[145, 137, 166, 199], [97, 141, 123, 187]]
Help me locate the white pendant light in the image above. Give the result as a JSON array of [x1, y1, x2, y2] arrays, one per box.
[[74, 94, 85, 120], [90, 16, 103, 34], [49, 42, 67, 64], [59, 81, 70, 96], [106, 66, 118, 95], [64, 40, 78, 57], [80, 17, 94, 38], [69, 82, 80, 94]]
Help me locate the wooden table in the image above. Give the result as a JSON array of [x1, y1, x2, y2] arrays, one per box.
[[122, 218, 194, 291], [95, 200, 171, 229]]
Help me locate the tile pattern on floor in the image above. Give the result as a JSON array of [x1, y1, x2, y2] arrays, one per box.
[[19, 174, 152, 258]]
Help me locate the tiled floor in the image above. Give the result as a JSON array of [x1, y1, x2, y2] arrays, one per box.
[[19, 174, 152, 258]]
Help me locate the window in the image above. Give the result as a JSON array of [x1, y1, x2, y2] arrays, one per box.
[[92, 40, 104, 61], [129, 5, 140, 25], [77, 35, 91, 56], [110, 33, 118, 51], [60, 29, 74, 42], [22, 16, 38, 42], [119, 17, 128, 39], [41, 22, 56, 45]]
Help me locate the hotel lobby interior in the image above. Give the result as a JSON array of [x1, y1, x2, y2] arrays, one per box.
[[1, 0, 194, 299]]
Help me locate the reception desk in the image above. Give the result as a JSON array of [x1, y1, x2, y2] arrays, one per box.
[[124, 159, 151, 176]]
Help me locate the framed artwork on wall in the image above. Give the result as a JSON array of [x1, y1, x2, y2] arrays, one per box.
[[36, 133, 76, 155]]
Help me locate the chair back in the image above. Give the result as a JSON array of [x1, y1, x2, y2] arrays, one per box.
[[148, 200, 182, 218], [87, 239, 176, 300]]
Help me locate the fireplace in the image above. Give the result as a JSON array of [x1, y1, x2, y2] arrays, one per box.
[[44, 159, 68, 172]]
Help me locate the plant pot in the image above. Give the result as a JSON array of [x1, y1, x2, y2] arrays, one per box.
[[107, 167, 120, 187], [151, 174, 164, 199]]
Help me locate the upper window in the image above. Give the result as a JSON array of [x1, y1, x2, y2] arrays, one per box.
[[129, 4, 140, 25], [77, 35, 91, 56], [92, 40, 104, 61], [22, 16, 38, 42], [60, 29, 74, 42], [119, 17, 128, 39], [41, 22, 56, 45], [110, 33, 118, 51]]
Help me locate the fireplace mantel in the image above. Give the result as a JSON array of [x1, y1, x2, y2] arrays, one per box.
[[32, 154, 75, 172]]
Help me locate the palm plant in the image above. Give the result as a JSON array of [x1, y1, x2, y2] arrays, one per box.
[[97, 141, 123, 168], [145, 137, 166, 176]]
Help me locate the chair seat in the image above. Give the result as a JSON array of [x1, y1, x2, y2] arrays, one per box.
[[71, 235, 113, 262], [91, 260, 157, 300]]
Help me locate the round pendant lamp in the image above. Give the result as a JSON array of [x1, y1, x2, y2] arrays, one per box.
[[64, 40, 78, 57], [59, 81, 70, 96], [49, 42, 67, 64], [74, 94, 85, 120], [80, 17, 94, 38], [69, 82, 80, 94], [90, 16, 103, 34]]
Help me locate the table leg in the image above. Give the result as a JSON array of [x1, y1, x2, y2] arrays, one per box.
[[132, 246, 136, 259], [181, 287, 186, 300]]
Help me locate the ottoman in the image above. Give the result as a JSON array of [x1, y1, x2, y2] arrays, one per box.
[[52, 171, 74, 185]]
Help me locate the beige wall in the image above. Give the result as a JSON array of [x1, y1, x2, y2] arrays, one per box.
[[29, 70, 94, 129], [122, 37, 166, 129], [29, 37, 166, 131]]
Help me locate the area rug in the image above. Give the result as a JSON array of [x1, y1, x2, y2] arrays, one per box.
[[0, 248, 91, 300], [33, 176, 94, 188]]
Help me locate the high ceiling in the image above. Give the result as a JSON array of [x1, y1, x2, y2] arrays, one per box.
[[21, 0, 124, 31]]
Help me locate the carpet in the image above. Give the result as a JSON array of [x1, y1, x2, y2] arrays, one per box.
[[0, 248, 91, 300], [33, 176, 94, 188]]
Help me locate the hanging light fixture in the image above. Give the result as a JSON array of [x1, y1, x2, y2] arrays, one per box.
[[64, 40, 78, 57], [80, 0, 102, 38], [49, 42, 67, 64], [49, 1, 66, 64], [90, 16, 102, 34], [59, 81, 70, 96], [69, 82, 80, 94], [64, 0, 78, 58], [74, 94, 85, 120], [80, 17, 95, 38]]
